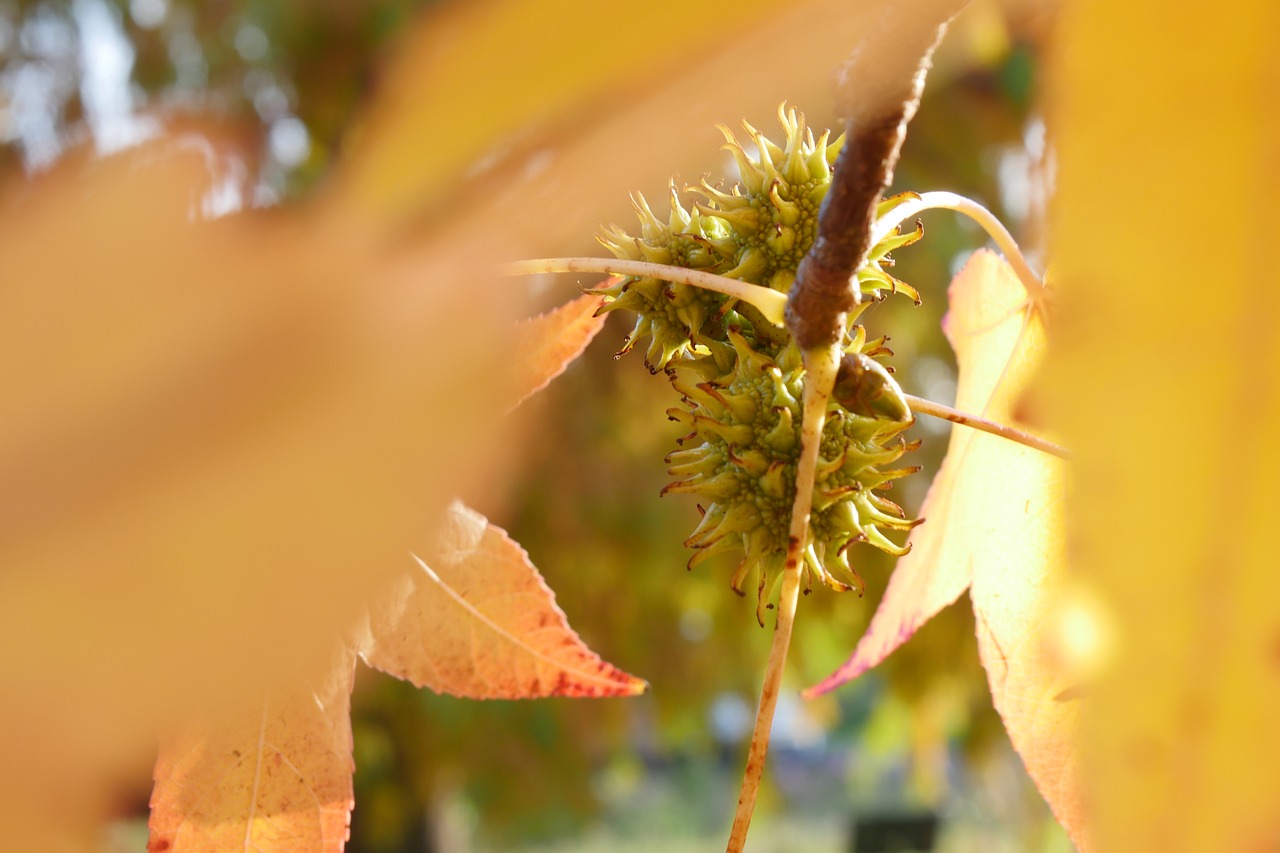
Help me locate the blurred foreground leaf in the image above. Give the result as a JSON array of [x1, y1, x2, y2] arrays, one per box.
[[1044, 0, 1280, 849], [0, 138, 516, 844], [341, 0, 782, 222], [340, 0, 939, 260]]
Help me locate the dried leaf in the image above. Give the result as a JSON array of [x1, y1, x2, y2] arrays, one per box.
[[149, 648, 357, 853], [361, 501, 647, 699], [1042, 1, 1280, 848], [808, 251, 1080, 840], [509, 290, 609, 411]]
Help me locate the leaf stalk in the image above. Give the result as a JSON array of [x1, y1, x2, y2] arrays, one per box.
[[500, 258, 787, 327], [869, 191, 1046, 299], [904, 393, 1070, 459]]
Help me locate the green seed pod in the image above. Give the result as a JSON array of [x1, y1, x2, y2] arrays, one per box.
[[599, 106, 921, 369], [600, 106, 928, 619], [664, 331, 920, 624]]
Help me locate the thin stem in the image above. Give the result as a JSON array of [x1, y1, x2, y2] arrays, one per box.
[[726, 343, 842, 853], [788, 345, 843, 588], [904, 392, 1070, 460], [500, 258, 787, 327], [725, 559, 801, 853], [871, 191, 1045, 299]]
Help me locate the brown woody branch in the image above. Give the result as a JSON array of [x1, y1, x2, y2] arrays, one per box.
[[786, 0, 972, 350]]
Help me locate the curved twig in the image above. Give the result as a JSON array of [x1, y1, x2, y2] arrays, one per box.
[[870, 191, 1045, 299]]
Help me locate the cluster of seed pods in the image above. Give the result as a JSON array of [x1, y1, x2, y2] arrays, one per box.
[[597, 107, 926, 622]]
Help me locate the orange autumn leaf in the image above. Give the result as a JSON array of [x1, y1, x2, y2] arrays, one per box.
[[509, 289, 610, 410], [361, 501, 647, 699], [148, 649, 358, 853], [149, 504, 644, 851], [807, 250, 1081, 842]]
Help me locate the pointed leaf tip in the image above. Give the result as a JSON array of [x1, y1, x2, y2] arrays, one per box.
[[809, 250, 1080, 837], [361, 502, 647, 699], [509, 291, 610, 411], [806, 250, 1025, 698]]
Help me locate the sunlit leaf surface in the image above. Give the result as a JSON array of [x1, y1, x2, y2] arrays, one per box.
[[509, 290, 609, 410], [0, 140, 515, 840], [340, 0, 930, 261], [809, 251, 1080, 840], [341, 0, 805, 223], [362, 501, 647, 699]]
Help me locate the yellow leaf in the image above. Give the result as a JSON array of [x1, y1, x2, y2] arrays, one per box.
[[809, 251, 1080, 841], [361, 501, 647, 699], [339, 0, 778, 221], [1044, 1, 1280, 849]]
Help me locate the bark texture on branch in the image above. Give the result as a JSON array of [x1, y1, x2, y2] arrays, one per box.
[[786, 0, 971, 350]]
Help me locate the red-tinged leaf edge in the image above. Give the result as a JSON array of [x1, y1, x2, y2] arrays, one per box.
[[508, 287, 612, 411], [804, 250, 1035, 698], [801, 501, 973, 698], [360, 501, 648, 700]]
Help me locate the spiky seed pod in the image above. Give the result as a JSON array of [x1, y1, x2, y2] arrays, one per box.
[[600, 106, 928, 619], [856, 194, 926, 304], [663, 330, 920, 624], [595, 185, 741, 370], [598, 105, 923, 371], [692, 109, 838, 294]]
